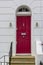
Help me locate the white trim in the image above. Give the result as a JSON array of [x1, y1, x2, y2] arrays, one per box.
[[16, 53, 31, 55], [16, 12, 31, 16]]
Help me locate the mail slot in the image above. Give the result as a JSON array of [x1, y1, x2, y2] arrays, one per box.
[[21, 33, 26, 36]]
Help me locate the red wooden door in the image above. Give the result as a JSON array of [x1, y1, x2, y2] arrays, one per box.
[[16, 16, 31, 53]]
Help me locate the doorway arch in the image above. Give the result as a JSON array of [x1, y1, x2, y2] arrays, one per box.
[[16, 5, 31, 54], [16, 5, 31, 16]]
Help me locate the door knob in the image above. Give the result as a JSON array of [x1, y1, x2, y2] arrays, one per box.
[[23, 23, 25, 26]]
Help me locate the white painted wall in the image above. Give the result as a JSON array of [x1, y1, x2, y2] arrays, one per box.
[[0, 0, 43, 65]]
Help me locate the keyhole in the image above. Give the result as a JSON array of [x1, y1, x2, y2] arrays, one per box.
[[23, 36, 24, 38]]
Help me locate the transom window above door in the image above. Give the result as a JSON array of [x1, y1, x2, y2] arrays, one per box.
[[16, 5, 31, 16], [16, 5, 31, 12], [18, 7, 30, 12]]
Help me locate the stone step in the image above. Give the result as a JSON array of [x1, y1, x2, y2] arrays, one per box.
[[11, 61, 35, 64], [11, 63, 35, 65], [11, 55, 35, 58], [11, 55, 35, 62]]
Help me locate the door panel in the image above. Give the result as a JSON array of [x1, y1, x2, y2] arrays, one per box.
[[17, 16, 26, 31], [16, 36, 31, 53], [16, 16, 31, 53]]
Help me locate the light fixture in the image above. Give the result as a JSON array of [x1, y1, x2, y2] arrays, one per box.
[[9, 22, 12, 27], [36, 22, 38, 27]]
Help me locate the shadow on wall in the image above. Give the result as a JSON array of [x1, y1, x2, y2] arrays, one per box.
[[40, 61, 43, 65], [37, 55, 43, 65]]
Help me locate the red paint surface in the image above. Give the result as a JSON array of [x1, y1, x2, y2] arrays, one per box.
[[16, 16, 31, 53]]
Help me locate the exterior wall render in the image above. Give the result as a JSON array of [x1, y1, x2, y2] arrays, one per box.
[[0, 0, 43, 65]]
